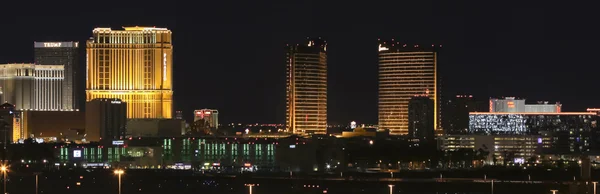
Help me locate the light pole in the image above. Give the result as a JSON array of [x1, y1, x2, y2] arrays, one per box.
[[550, 190, 558, 194], [245, 184, 258, 194], [593, 182, 597, 194], [491, 179, 494, 194], [388, 184, 394, 194], [1, 165, 7, 194], [34, 172, 40, 194], [114, 169, 124, 194]]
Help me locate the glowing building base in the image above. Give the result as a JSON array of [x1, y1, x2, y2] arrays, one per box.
[[87, 90, 172, 119]]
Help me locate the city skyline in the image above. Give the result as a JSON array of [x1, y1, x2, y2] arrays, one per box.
[[1, 2, 599, 194], [0, 1, 597, 125]]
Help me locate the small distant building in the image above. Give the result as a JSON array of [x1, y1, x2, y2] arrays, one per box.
[[194, 109, 219, 129], [0, 103, 15, 147], [408, 96, 435, 141], [341, 127, 389, 138], [127, 119, 185, 137], [85, 98, 127, 142], [175, 110, 183, 120], [489, 97, 561, 113]]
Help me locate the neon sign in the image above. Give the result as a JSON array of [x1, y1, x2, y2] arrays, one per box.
[[74, 150, 82, 158], [44, 43, 62, 47]]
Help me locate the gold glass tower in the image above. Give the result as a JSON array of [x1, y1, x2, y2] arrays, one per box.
[[286, 38, 327, 135], [378, 41, 440, 135], [86, 27, 173, 119]]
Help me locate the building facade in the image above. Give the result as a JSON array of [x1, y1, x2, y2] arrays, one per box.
[[193, 109, 219, 129], [286, 38, 327, 135], [469, 112, 600, 154], [34, 41, 79, 110], [0, 64, 64, 110], [408, 96, 435, 141], [17, 110, 85, 142], [86, 27, 173, 119], [378, 42, 440, 135], [85, 98, 127, 141], [437, 135, 542, 164], [442, 95, 487, 134], [127, 119, 185, 137], [489, 97, 561, 113]]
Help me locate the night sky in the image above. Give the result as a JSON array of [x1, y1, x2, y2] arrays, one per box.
[[0, 1, 598, 125]]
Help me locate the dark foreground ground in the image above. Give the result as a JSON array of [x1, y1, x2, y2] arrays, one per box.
[[2, 168, 594, 194]]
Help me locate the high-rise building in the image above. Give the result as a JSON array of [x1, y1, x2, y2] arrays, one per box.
[[193, 109, 219, 129], [85, 98, 127, 141], [0, 64, 64, 110], [86, 27, 173, 119], [442, 95, 487, 134], [408, 96, 435, 141], [285, 38, 327, 135], [378, 41, 441, 135], [34, 41, 79, 110]]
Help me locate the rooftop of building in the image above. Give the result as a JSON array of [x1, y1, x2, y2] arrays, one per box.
[[378, 39, 442, 52], [286, 37, 327, 52], [470, 112, 595, 115], [93, 26, 170, 32]]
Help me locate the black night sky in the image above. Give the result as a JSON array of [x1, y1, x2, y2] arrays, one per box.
[[0, 1, 598, 125]]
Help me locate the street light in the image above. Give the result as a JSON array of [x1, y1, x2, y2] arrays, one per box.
[[245, 184, 258, 194], [593, 182, 597, 194], [1, 165, 7, 194], [34, 172, 41, 194], [114, 169, 125, 194], [388, 185, 394, 194], [550, 190, 558, 194], [491, 179, 494, 194]]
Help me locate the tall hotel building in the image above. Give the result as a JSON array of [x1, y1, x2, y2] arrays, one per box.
[[0, 64, 64, 110], [86, 27, 173, 119], [378, 41, 441, 135], [34, 42, 79, 110], [286, 38, 327, 135]]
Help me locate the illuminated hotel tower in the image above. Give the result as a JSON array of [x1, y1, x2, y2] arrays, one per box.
[[378, 41, 441, 135], [0, 64, 64, 110], [86, 27, 173, 119], [286, 38, 327, 135], [34, 41, 79, 110]]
